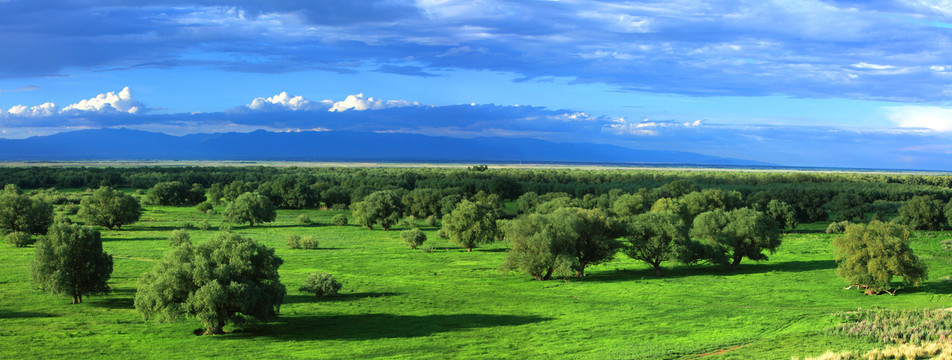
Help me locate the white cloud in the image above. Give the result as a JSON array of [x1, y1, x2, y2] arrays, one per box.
[[851, 62, 894, 70], [60, 87, 143, 114], [246, 91, 330, 111], [884, 105, 952, 131], [328, 93, 422, 112], [605, 118, 703, 136], [6, 102, 57, 117]]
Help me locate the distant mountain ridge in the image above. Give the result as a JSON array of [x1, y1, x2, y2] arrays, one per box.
[[0, 128, 765, 165]]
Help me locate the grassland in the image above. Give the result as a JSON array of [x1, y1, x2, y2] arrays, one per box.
[[2, 204, 951, 359]]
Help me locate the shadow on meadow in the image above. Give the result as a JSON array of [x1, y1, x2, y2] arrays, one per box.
[[581, 259, 838, 283], [282, 292, 400, 304], [227, 313, 551, 341], [0, 310, 55, 319], [88, 288, 136, 309]]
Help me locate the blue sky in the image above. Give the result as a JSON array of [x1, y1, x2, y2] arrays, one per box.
[[2, 0, 952, 169]]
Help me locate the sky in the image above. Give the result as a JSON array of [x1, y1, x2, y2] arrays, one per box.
[[3, 0, 952, 169]]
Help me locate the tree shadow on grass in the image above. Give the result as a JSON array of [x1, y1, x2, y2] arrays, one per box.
[[0, 310, 55, 319], [282, 292, 400, 305], [223, 313, 551, 341], [898, 280, 952, 296], [102, 236, 164, 242], [88, 288, 135, 310], [581, 259, 838, 283]]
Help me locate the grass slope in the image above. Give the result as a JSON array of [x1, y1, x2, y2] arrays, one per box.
[[1, 206, 951, 359]]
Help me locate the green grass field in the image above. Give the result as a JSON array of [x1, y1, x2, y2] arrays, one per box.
[[2, 205, 951, 359]]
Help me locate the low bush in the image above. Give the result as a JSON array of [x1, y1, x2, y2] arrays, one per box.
[[331, 214, 348, 226], [168, 229, 191, 247], [5, 231, 33, 247], [829, 308, 952, 344], [826, 221, 850, 234], [287, 234, 318, 249], [196, 202, 213, 213], [299, 272, 341, 298], [401, 228, 427, 249], [298, 214, 312, 224]]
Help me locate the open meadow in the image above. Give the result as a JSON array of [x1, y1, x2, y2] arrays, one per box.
[[3, 201, 952, 359]]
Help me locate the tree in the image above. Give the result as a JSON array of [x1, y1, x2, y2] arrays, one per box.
[[612, 193, 647, 218], [351, 190, 403, 230], [624, 211, 690, 275], [135, 230, 286, 335], [833, 221, 926, 294], [501, 213, 576, 280], [830, 193, 865, 222], [224, 192, 276, 228], [79, 186, 141, 230], [691, 208, 781, 270], [0, 184, 53, 235], [147, 181, 205, 206], [401, 228, 427, 249], [442, 199, 499, 252], [560, 207, 623, 276], [765, 200, 798, 230], [894, 195, 945, 230], [31, 223, 113, 304]]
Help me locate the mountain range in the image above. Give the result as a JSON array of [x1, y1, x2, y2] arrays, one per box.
[[0, 128, 763, 165]]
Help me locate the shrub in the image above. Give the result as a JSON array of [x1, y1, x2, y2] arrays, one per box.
[[331, 214, 348, 226], [330, 203, 348, 211], [168, 229, 190, 247], [398, 215, 417, 228], [401, 228, 427, 249], [829, 308, 952, 344], [299, 236, 318, 249], [196, 202, 214, 213], [425, 214, 439, 227], [5, 231, 33, 247], [299, 272, 341, 297], [286, 234, 301, 249], [942, 239, 952, 252], [198, 218, 211, 231], [180, 221, 193, 230], [62, 204, 79, 215], [297, 214, 312, 224], [825, 221, 850, 234], [287, 234, 318, 249]]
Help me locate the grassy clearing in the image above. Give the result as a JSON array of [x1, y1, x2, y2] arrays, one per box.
[[2, 206, 951, 359]]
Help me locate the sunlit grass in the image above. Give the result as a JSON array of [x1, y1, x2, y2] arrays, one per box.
[[1, 206, 951, 359]]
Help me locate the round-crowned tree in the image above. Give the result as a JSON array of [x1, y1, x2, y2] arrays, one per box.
[[691, 208, 781, 270], [624, 211, 690, 275], [135, 230, 286, 335], [351, 190, 403, 230], [894, 195, 945, 231], [224, 192, 276, 228], [401, 228, 427, 249], [500, 212, 576, 280], [442, 199, 499, 252], [31, 223, 113, 304], [0, 184, 54, 236], [765, 200, 799, 230], [833, 221, 927, 294], [79, 186, 141, 230]]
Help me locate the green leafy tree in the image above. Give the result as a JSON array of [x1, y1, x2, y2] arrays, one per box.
[[31, 223, 113, 304], [612, 193, 647, 218], [560, 207, 623, 276], [147, 181, 205, 206], [894, 195, 945, 230], [402, 188, 443, 218], [401, 228, 427, 249], [442, 199, 499, 252], [691, 208, 781, 270], [830, 193, 866, 222], [224, 192, 276, 228], [624, 211, 690, 275], [833, 221, 927, 294], [135, 231, 286, 335], [0, 184, 53, 235], [79, 186, 141, 230], [500, 213, 576, 280], [765, 200, 799, 230], [168, 229, 191, 247], [650, 197, 689, 223], [331, 214, 348, 226], [351, 190, 403, 230]]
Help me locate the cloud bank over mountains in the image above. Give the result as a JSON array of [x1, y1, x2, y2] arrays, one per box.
[[1, 86, 952, 170]]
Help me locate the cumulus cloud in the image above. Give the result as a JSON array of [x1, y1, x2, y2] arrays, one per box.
[[884, 105, 952, 132], [328, 93, 422, 112], [246, 91, 330, 111], [60, 87, 144, 114], [1, 87, 145, 119], [241, 92, 424, 113]]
